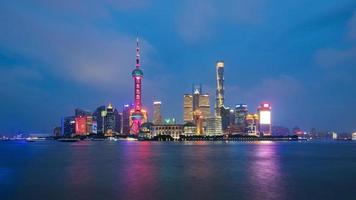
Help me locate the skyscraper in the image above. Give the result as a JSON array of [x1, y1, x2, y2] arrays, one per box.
[[235, 104, 248, 133], [184, 94, 193, 122], [153, 101, 162, 125], [130, 37, 147, 134], [215, 61, 225, 116], [258, 103, 272, 136], [104, 103, 115, 136], [183, 85, 210, 134], [122, 104, 131, 135], [114, 109, 122, 134], [93, 105, 106, 135], [62, 116, 76, 137]]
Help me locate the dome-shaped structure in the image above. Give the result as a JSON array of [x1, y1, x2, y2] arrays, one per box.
[[132, 68, 143, 77]]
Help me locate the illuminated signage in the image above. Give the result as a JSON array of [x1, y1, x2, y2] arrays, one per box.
[[263, 103, 270, 108], [260, 111, 271, 125]]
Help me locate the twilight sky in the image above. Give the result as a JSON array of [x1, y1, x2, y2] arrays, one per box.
[[0, 0, 355, 135]]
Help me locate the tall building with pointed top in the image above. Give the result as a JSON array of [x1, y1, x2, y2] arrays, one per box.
[[215, 61, 225, 117], [130, 37, 147, 134]]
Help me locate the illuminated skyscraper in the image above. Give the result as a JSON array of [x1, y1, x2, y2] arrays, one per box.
[[215, 61, 225, 116], [198, 94, 210, 119], [153, 101, 162, 125], [122, 104, 131, 135], [104, 103, 115, 136], [130, 37, 147, 134], [183, 85, 210, 134], [183, 94, 193, 122], [245, 114, 259, 136], [93, 105, 106, 135], [258, 103, 272, 136]]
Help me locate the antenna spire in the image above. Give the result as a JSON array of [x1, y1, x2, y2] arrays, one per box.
[[136, 33, 140, 68]]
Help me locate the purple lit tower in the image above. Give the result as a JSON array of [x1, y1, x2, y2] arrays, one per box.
[[129, 37, 147, 135]]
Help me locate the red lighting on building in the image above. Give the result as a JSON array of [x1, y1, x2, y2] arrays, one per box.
[[75, 116, 87, 135]]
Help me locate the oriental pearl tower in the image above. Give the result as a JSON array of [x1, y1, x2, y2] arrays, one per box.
[[129, 37, 147, 135]]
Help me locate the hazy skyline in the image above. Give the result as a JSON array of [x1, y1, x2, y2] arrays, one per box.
[[0, 0, 356, 134]]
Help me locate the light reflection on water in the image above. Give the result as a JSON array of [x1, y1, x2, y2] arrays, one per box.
[[248, 143, 285, 199], [0, 141, 355, 200]]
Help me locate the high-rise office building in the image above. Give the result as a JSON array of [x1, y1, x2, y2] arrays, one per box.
[[199, 94, 210, 120], [122, 104, 131, 135], [62, 116, 76, 137], [258, 103, 272, 136], [104, 103, 115, 136], [93, 105, 106, 135], [215, 61, 224, 116], [114, 109, 122, 134], [221, 106, 231, 132], [75, 116, 87, 136], [184, 94, 193, 122], [153, 101, 162, 125], [130, 37, 148, 134], [235, 104, 248, 133], [183, 85, 210, 134]]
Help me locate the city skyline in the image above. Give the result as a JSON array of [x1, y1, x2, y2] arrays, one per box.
[[1, 0, 356, 135]]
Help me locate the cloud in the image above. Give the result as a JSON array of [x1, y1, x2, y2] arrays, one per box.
[[314, 10, 356, 69], [176, 0, 266, 43], [0, 1, 156, 90]]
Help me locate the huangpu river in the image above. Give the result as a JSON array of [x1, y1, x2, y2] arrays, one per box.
[[0, 140, 355, 200]]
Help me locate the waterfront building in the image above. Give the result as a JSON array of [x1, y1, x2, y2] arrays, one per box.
[[183, 122, 197, 136], [235, 104, 248, 134], [75, 116, 87, 136], [129, 37, 148, 134], [62, 116, 76, 137], [221, 106, 231, 132], [153, 101, 162, 125], [258, 103, 272, 136], [352, 132, 356, 140], [93, 105, 106, 135], [206, 116, 222, 136], [114, 109, 122, 134], [332, 132, 338, 140], [104, 103, 115, 136], [122, 104, 131, 135], [245, 114, 259, 136], [85, 115, 93, 134], [183, 94, 193, 122], [151, 124, 184, 140], [183, 85, 210, 134], [215, 61, 225, 116]]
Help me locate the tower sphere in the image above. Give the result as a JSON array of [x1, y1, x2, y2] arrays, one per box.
[[132, 68, 143, 77]]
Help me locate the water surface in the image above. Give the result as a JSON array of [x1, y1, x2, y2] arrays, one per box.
[[0, 141, 355, 200]]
